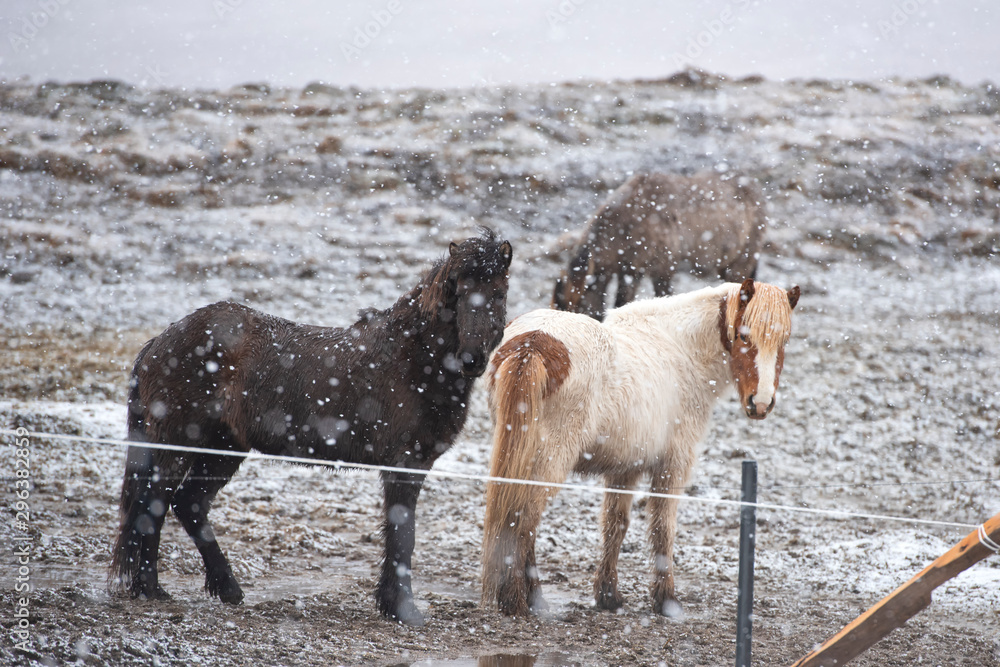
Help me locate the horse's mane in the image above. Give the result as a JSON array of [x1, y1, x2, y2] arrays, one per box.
[[724, 282, 793, 355], [416, 261, 451, 318], [416, 228, 507, 317]]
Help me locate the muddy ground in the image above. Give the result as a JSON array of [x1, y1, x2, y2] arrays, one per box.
[[1, 72, 999, 665]]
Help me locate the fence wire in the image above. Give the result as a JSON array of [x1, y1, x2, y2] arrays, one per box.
[[2, 427, 982, 531]]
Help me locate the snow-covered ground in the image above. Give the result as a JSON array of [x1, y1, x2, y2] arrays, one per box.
[[1, 73, 999, 665]]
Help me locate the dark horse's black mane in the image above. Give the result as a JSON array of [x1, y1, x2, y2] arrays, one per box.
[[111, 228, 512, 625], [357, 227, 511, 325]]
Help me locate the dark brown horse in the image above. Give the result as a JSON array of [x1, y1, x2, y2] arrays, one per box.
[[553, 172, 766, 320], [110, 230, 512, 625]]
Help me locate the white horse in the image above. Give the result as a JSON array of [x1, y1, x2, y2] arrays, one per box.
[[481, 279, 799, 616]]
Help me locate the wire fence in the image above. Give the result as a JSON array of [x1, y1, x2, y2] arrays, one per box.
[[2, 427, 987, 531]]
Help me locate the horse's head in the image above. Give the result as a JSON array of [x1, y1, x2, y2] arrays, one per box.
[[426, 230, 512, 377], [721, 279, 800, 420], [552, 248, 606, 320]]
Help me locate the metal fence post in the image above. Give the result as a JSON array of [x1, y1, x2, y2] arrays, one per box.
[[736, 459, 758, 667]]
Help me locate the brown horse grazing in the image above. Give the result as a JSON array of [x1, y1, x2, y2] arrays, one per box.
[[553, 172, 766, 320], [482, 280, 799, 617], [110, 230, 512, 625]]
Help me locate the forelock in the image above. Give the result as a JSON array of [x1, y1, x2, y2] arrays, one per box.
[[725, 282, 793, 354], [451, 229, 509, 280]]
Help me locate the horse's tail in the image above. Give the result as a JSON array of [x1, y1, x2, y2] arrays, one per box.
[[109, 339, 152, 591], [481, 331, 570, 615]]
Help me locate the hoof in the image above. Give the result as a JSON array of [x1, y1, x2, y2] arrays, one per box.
[[595, 580, 625, 611], [377, 582, 424, 625], [218, 587, 245, 605], [655, 597, 684, 618], [132, 584, 171, 601], [528, 589, 549, 616], [207, 570, 244, 605], [497, 595, 531, 617], [392, 598, 425, 626]]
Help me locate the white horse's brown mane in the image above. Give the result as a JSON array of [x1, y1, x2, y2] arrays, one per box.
[[724, 282, 794, 356]]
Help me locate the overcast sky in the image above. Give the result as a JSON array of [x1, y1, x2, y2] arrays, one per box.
[[1, 1, 996, 90]]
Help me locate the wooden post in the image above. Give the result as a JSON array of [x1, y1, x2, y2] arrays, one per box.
[[789, 511, 1000, 667]]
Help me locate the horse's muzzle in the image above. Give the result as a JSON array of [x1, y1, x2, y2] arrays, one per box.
[[460, 351, 488, 378], [745, 394, 775, 420]]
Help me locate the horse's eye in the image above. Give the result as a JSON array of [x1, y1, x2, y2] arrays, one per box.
[[738, 334, 749, 344]]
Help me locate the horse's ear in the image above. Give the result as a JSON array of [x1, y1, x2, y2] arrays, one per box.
[[449, 242, 459, 257], [739, 278, 755, 305], [787, 285, 800, 310], [719, 297, 733, 352], [500, 241, 512, 268]]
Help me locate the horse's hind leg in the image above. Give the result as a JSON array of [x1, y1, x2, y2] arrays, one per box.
[[171, 452, 245, 604], [523, 537, 544, 612], [377, 470, 426, 625], [113, 446, 191, 600], [489, 483, 551, 616], [594, 471, 640, 611]]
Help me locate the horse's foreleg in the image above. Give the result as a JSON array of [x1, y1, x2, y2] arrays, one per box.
[[647, 469, 683, 617], [613, 267, 642, 308], [581, 272, 610, 320], [172, 452, 245, 604], [721, 252, 758, 284], [652, 273, 673, 298], [594, 471, 640, 611], [378, 470, 425, 625]]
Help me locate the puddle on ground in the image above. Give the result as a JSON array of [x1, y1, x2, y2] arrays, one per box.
[[398, 652, 585, 667], [17, 558, 376, 604], [16, 555, 586, 629]]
